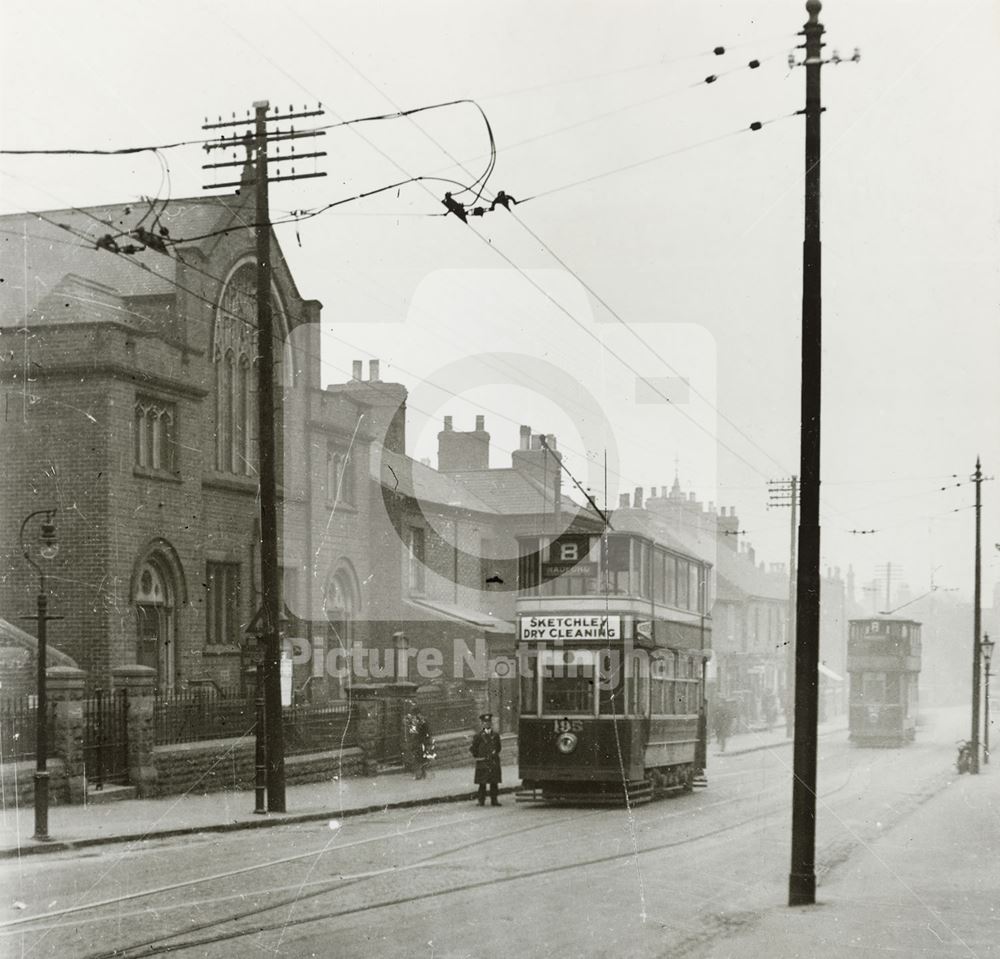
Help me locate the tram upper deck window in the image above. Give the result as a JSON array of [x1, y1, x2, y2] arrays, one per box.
[[540, 650, 595, 715]]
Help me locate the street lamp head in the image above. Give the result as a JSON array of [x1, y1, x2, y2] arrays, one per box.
[[39, 518, 59, 561], [982, 634, 994, 668]]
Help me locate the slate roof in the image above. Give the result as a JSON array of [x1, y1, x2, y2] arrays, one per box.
[[0, 195, 252, 326], [371, 447, 499, 514], [442, 468, 585, 517], [0, 616, 77, 667]]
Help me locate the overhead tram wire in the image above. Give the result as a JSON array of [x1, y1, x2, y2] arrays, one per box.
[[10, 199, 659, 498], [266, 46, 776, 486], [0, 97, 495, 159], [286, 27, 806, 484], [462, 219, 772, 482], [474, 32, 799, 103], [443, 49, 789, 171], [7, 116, 802, 501]]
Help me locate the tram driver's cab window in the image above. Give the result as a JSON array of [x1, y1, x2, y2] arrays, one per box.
[[540, 650, 595, 714], [858, 672, 886, 703]]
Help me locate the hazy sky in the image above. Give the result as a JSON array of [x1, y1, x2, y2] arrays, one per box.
[[2, 0, 998, 605]]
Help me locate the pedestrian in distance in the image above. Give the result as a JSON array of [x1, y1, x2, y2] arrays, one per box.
[[406, 707, 435, 780], [712, 700, 733, 753], [470, 712, 502, 806]]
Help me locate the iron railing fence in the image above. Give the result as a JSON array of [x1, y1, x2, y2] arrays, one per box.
[[154, 687, 358, 753], [284, 700, 357, 755], [153, 686, 254, 746], [83, 689, 130, 789], [0, 695, 55, 762]]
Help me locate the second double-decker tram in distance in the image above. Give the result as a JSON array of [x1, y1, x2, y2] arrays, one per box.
[[847, 618, 922, 747], [515, 525, 712, 804]]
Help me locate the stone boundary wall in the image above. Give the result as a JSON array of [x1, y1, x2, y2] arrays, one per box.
[[0, 759, 67, 812], [151, 740, 365, 797]]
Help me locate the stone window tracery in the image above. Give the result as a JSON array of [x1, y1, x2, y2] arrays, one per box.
[[213, 262, 290, 476], [134, 397, 176, 472]]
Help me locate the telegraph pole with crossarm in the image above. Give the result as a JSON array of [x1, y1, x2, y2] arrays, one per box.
[[202, 101, 326, 813]]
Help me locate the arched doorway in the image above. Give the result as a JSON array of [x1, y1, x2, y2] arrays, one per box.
[[324, 564, 359, 696], [135, 558, 177, 692]]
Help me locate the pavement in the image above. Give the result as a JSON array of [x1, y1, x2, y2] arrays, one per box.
[[693, 766, 1000, 959], [0, 713, 844, 860], [5, 714, 996, 958]]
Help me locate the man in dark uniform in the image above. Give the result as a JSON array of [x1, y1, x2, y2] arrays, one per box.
[[470, 713, 502, 806]]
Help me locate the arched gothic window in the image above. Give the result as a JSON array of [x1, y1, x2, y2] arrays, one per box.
[[213, 262, 290, 475], [134, 397, 176, 472]]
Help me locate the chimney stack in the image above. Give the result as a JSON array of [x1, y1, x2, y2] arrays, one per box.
[[369, 359, 380, 382], [634, 487, 643, 508], [352, 360, 363, 381], [438, 415, 490, 470], [519, 425, 531, 450], [619, 493, 631, 508]]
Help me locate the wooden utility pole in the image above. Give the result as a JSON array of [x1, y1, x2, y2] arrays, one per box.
[[971, 457, 983, 774], [203, 101, 326, 813]]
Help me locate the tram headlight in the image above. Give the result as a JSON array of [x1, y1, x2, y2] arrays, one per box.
[[557, 732, 578, 754]]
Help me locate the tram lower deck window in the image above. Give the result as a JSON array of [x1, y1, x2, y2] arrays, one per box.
[[541, 668, 595, 714]]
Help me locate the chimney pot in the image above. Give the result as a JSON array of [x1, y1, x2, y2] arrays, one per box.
[[519, 425, 531, 450], [531, 435, 542, 451], [475, 415, 485, 432], [443, 415, 453, 431], [661, 486, 668, 498], [352, 360, 363, 381], [545, 433, 557, 450], [634, 486, 643, 508], [619, 493, 631, 508], [369, 359, 380, 381]]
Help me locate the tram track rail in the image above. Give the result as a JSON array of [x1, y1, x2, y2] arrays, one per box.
[[58, 759, 867, 959], [1, 739, 884, 959]]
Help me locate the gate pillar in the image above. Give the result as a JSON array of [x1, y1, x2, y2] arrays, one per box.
[[47, 666, 87, 804], [111, 666, 157, 796]]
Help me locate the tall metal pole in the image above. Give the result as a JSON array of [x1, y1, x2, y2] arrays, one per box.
[[789, 0, 824, 907], [970, 457, 982, 775], [982, 635, 992, 765], [20, 508, 59, 842], [33, 589, 49, 840], [254, 99, 286, 812]]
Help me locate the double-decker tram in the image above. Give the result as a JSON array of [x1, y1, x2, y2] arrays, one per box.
[[847, 618, 922, 747], [515, 525, 712, 804]]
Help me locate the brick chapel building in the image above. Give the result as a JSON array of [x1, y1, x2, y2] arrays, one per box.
[[0, 191, 374, 693], [0, 190, 604, 708]]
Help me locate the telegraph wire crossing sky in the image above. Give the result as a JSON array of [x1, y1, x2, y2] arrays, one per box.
[[0, 0, 997, 600]]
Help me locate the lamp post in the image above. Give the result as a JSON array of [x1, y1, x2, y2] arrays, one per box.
[[19, 508, 60, 842], [983, 634, 994, 765]]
